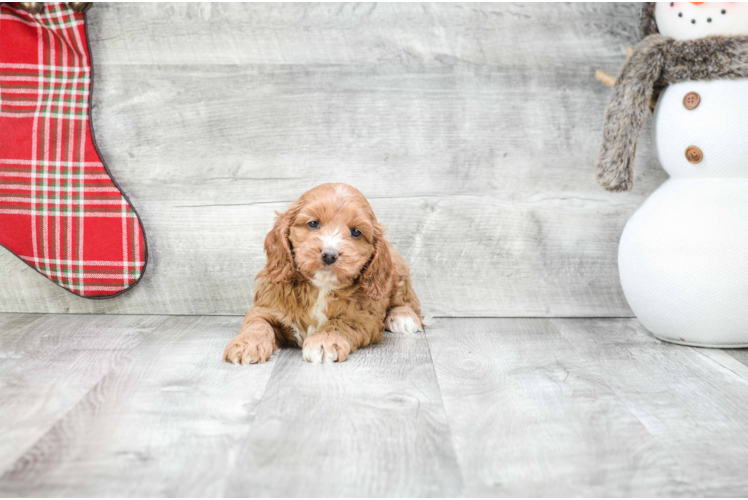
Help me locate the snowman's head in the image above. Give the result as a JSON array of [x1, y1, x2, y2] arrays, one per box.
[[648, 2, 748, 40]]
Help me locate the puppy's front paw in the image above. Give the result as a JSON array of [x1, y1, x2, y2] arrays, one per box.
[[223, 334, 276, 365], [302, 331, 351, 364], [385, 306, 423, 334]]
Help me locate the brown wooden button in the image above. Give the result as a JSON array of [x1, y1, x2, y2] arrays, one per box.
[[683, 91, 700, 110], [685, 146, 703, 164]]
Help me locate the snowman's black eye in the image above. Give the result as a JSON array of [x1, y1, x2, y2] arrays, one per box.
[[678, 12, 683, 17], [707, 18, 712, 23], [350, 228, 361, 238], [691, 19, 696, 24], [307, 220, 319, 229]]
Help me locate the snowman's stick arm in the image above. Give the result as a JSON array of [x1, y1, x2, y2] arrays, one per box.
[[596, 46, 634, 87], [595, 47, 655, 108], [595, 70, 617, 87]]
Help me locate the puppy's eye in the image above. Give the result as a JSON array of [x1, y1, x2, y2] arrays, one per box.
[[350, 228, 361, 238], [307, 220, 319, 229]]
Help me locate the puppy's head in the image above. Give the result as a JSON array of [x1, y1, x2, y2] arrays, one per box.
[[264, 183, 392, 299]]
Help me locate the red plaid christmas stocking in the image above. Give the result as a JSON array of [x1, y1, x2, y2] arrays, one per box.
[[0, 3, 147, 298]]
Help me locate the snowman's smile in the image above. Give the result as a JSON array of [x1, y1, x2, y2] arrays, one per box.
[[672, 2, 727, 26]]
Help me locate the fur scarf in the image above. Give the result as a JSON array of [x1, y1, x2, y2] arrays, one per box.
[[596, 34, 748, 192]]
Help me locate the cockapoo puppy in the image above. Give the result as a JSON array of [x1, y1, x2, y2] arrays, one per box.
[[223, 183, 423, 364]]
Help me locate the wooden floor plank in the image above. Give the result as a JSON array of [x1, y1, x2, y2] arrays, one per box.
[[0, 314, 166, 476], [0, 313, 45, 341], [427, 317, 689, 497], [225, 331, 463, 497], [551, 318, 748, 496], [0, 316, 275, 497], [723, 348, 748, 372], [693, 348, 748, 385], [3, 314, 747, 496]]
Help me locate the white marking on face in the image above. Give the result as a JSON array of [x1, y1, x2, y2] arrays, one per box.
[[311, 269, 339, 288], [320, 229, 343, 252], [334, 184, 350, 199]]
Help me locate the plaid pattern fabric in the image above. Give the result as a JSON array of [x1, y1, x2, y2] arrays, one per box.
[[0, 3, 146, 298]]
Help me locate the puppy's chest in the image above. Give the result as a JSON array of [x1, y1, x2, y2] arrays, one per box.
[[289, 283, 339, 347]]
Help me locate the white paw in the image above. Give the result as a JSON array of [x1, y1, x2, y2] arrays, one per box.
[[301, 331, 351, 364], [302, 344, 322, 363], [302, 344, 338, 364], [386, 314, 422, 334]]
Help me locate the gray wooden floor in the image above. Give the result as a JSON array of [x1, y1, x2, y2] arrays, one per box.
[[2, 314, 748, 496]]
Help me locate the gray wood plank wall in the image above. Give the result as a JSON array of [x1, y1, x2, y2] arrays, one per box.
[[0, 3, 664, 316]]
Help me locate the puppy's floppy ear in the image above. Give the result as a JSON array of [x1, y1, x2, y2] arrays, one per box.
[[361, 222, 394, 301], [264, 202, 301, 283]]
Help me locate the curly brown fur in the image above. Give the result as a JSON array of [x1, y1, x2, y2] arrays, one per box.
[[223, 183, 423, 365], [597, 34, 748, 192]]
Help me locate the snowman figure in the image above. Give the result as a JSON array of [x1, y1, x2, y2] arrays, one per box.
[[597, 2, 748, 347]]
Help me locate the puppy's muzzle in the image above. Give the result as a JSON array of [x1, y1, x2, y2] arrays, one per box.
[[321, 248, 339, 265]]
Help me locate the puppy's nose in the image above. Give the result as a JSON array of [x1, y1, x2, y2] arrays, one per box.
[[321, 248, 339, 265]]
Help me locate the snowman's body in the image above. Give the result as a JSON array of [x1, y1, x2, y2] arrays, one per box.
[[613, 2, 748, 347], [619, 79, 748, 346]]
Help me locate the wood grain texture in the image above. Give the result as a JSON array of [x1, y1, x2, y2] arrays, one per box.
[[0, 3, 665, 316], [0, 313, 43, 341], [551, 318, 748, 497], [225, 331, 463, 497], [2, 314, 748, 496], [83, 3, 645, 66], [426, 317, 690, 497], [0, 315, 275, 497], [0, 314, 166, 475]]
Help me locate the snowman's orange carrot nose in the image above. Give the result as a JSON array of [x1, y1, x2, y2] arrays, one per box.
[[691, 2, 704, 4]]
